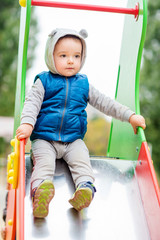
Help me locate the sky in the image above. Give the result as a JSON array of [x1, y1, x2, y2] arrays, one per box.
[[26, 0, 127, 99]]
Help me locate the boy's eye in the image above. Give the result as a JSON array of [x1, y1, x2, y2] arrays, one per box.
[[75, 55, 81, 58], [60, 54, 66, 58]]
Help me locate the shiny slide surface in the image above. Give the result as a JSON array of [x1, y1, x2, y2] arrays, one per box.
[[25, 156, 150, 240]]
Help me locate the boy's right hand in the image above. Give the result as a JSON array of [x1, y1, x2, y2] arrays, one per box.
[[16, 123, 33, 144]]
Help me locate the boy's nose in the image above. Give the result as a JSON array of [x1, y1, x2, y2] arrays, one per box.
[[68, 57, 73, 64]]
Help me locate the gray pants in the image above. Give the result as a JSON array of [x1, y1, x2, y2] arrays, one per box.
[[31, 139, 95, 189]]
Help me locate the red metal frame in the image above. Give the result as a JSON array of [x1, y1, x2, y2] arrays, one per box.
[[136, 142, 160, 240], [31, 0, 139, 19]]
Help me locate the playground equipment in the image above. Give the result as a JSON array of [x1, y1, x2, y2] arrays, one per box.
[[5, 0, 160, 239]]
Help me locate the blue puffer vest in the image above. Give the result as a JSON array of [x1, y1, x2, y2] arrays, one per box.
[[30, 71, 89, 142]]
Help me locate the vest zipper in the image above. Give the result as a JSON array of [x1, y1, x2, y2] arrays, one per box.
[[59, 77, 69, 141]]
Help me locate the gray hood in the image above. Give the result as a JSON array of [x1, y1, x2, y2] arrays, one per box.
[[45, 28, 88, 74]]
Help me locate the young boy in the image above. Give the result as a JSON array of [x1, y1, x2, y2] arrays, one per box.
[[16, 28, 146, 218]]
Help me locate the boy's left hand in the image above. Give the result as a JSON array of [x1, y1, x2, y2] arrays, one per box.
[[129, 114, 146, 134]]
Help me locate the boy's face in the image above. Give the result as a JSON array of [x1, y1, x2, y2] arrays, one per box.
[[53, 37, 82, 77]]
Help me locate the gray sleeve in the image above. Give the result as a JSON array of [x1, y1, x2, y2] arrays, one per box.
[[88, 84, 134, 122], [21, 78, 45, 127]]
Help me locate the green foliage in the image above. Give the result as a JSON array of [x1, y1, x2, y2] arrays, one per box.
[[140, 0, 160, 177], [0, 2, 19, 116], [84, 117, 111, 156], [0, 1, 38, 116]]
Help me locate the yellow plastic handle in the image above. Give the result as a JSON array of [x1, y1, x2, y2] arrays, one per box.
[[19, 0, 26, 7], [7, 137, 20, 189]]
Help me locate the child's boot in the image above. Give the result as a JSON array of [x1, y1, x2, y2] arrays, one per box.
[[32, 180, 55, 218], [69, 181, 96, 211]]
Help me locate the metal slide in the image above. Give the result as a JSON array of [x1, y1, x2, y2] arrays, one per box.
[[25, 156, 150, 240], [5, 0, 160, 239]]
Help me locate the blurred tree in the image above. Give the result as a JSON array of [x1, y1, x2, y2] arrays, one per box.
[[140, 0, 160, 178], [0, 1, 38, 116], [84, 117, 111, 156], [0, 138, 10, 159]]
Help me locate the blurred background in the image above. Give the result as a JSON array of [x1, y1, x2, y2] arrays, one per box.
[[0, 0, 160, 232]]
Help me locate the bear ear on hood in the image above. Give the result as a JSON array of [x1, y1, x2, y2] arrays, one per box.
[[49, 28, 88, 39], [79, 29, 88, 39], [48, 29, 57, 37]]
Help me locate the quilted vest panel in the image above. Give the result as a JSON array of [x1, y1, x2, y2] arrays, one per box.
[[31, 71, 89, 142]]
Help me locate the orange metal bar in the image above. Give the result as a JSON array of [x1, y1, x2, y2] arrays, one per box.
[[18, 139, 25, 240], [5, 188, 16, 240]]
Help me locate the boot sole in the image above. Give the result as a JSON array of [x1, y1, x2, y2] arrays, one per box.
[[69, 188, 92, 211], [33, 180, 55, 218]]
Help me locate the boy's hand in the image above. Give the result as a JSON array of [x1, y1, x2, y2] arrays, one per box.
[[16, 123, 33, 144], [129, 114, 146, 134]]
